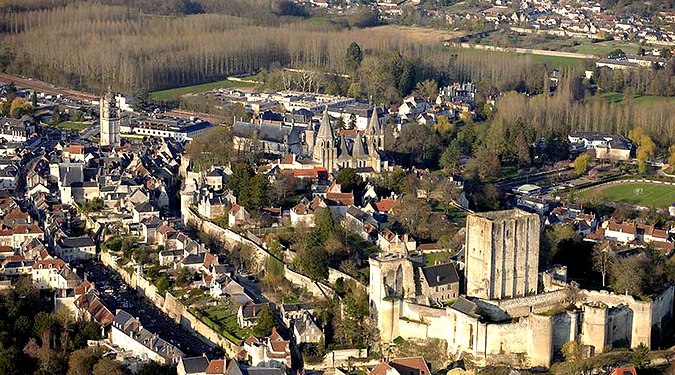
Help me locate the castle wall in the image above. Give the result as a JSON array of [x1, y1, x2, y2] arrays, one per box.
[[581, 303, 608, 353], [551, 311, 577, 354], [482, 290, 568, 318], [583, 290, 651, 348], [607, 305, 632, 347]]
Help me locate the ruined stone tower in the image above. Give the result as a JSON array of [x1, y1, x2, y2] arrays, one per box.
[[465, 209, 540, 300]]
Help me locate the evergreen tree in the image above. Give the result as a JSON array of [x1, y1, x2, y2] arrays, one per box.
[[253, 306, 276, 337], [344, 42, 362, 74]]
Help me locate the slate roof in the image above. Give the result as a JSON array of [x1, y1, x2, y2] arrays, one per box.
[[60, 236, 95, 249], [180, 356, 209, 374], [422, 263, 459, 287]]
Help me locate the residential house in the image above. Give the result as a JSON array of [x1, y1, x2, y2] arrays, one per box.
[[237, 303, 270, 329], [31, 258, 67, 289], [369, 357, 432, 375], [111, 310, 185, 365], [56, 236, 96, 262], [292, 312, 324, 344], [419, 263, 460, 305], [290, 197, 326, 227], [229, 204, 250, 228], [242, 328, 292, 370]]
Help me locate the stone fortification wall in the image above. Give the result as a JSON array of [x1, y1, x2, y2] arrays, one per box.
[[583, 290, 651, 348], [484, 289, 568, 318], [101, 252, 241, 356]]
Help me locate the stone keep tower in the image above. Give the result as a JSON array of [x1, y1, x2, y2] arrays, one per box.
[[100, 90, 121, 147], [465, 209, 540, 300]]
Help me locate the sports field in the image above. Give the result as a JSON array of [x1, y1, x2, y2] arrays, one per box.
[[586, 183, 675, 208]]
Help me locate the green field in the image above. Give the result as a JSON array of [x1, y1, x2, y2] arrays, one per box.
[[599, 92, 675, 105], [529, 54, 586, 69], [573, 41, 640, 57], [585, 183, 675, 208], [149, 78, 258, 101], [55, 121, 92, 131]]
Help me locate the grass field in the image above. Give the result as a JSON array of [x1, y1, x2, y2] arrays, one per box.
[[149, 78, 258, 101], [529, 54, 586, 69], [599, 92, 675, 105], [584, 183, 675, 208], [573, 40, 640, 57], [55, 121, 92, 131]]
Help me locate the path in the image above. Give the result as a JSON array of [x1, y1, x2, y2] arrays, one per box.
[[449, 42, 597, 60], [0, 73, 98, 101]]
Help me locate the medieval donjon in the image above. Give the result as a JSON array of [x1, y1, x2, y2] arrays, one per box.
[[312, 107, 386, 174], [369, 208, 675, 368]]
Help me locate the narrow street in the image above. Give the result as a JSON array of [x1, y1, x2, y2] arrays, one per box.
[[76, 260, 218, 357]]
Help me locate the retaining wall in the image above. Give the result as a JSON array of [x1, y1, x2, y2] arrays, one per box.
[[100, 252, 241, 356]]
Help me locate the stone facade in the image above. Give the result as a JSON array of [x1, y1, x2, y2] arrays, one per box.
[[465, 209, 540, 300], [368, 208, 675, 369], [100, 91, 121, 147]]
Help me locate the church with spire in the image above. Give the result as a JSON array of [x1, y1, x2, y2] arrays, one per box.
[[312, 106, 388, 175]]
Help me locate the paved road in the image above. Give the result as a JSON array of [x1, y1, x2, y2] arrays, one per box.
[[77, 260, 217, 357]]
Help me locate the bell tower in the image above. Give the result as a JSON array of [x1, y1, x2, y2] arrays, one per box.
[[100, 88, 121, 147], [312, 108, 337, 172]]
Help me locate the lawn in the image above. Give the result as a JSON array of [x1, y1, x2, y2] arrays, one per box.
[[55, 121, 92, 131], [149, 78, 258, 101], [425, 251, 453, 266], [584, 183, 675, 209], [200, 304, 250, 344]]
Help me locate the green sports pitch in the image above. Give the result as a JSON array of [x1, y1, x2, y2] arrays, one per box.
[[586, 183, 675, 209]]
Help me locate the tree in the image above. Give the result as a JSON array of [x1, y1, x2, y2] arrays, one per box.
[[154, 275, 169, 296], [668, 145, 675, 173], [137, 361, 176, 375], [631, 343, 650, 369], [344, 42, 363, 74], [295, 245, 329, 281], [414, 79, 438, 102], [335, 168, 364, 193], [433, 115, 455, 136], [31, 90, 38, 107], [92, 358, 127, 375], [67, 348, 102, 375], [347, 82, 366, 100], [253, 306, 276, 337], [439, 140, 461, 173], [592, 243, 615, 288], [349, 7, 379, 28], [474, 147, 501, 181], [9, 97, 30, 118], [185, 126, 234, 171], [515, 131, 531, 168], [574, 153, 591, 175], [248, 173, 269, 209]]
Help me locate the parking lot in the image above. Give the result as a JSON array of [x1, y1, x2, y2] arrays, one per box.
[[77, 260, 217, 357]]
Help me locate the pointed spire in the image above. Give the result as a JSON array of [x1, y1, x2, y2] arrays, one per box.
[[316, 107, 334, 140], [352, 135, 368, 158], [338, 134, 351, 160], [365, 106, 380, 136]]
